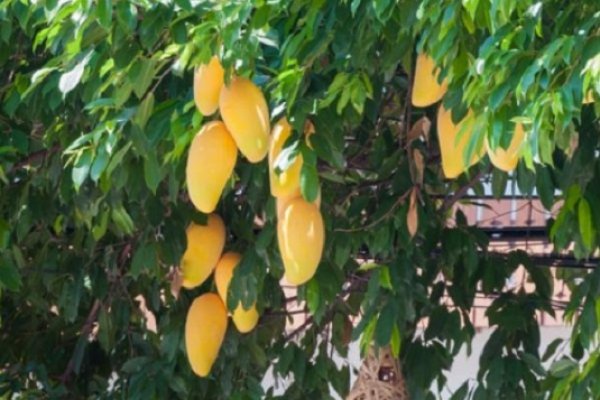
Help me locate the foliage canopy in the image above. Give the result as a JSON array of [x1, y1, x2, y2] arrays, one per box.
[[1, 0, 600, 399]]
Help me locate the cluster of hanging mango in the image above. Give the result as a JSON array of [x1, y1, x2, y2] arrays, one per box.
[[412, 53, 525, 176], [181, 57, 324, 377], [181, 52, 593, 378]]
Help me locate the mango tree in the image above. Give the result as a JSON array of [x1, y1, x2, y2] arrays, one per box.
[[1, 1, 599, 399]]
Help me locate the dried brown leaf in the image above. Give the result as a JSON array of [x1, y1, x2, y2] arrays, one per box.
[[412, 148, 424, 185], [170, 267, 183, 300], [407, 116, 431, 145], [407, 187, 418, 238]]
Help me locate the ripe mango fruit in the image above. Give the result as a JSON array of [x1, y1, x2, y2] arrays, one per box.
[[193, 56, 224, 116], [276, 189, 321, 220], [214, 252, 259, 333], [277, 197, 325, 285], [181, 214, 226, 289], [411, 53, 448, 107], [437, 105, 484, 179], [269, 118, 303, 198], [219, 77, 270, 163], [486, 123, 525, 172], [186, 121, 237, 213], [584, 91, 594, 104], [185, 293, 228, 377]]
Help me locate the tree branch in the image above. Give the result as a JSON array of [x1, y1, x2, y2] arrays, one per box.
[[59, 299, 101, 384], [440, 166, 490, 213], [334, 187, 412, 232], [7, 145, 60, 175], [283, 276, 367, 342]]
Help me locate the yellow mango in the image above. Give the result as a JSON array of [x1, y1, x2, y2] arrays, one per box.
[[214, 252, 259, 333], [277, 197, 325, 285], [185, 293, 228, 377], [276, 189, 321, 220], [269, 118, 303, 198], [193, 56, 224, 116], [486, 123, 525, 172], [437, 105, 484, 179], [584, 91, 594, 104], [181, 214, 226, 289], [411, 53, 448, 107], [186, 121, 237, 213], [219, 77, 270, 163]]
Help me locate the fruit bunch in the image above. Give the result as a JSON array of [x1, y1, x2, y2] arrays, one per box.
[[411, 53, 525, 176], [181, 56, 325, 377]]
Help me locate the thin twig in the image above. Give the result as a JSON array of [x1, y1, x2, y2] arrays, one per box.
[[144, 64, 172, 99], [440, 167, 490, 213], [283, 277, 367, 342], [335, 188, 412, 232], [284, 315, 314, 341], [7, 145, 60, 175], [59, 299, 101, 383], [404, 68, 413, 147]]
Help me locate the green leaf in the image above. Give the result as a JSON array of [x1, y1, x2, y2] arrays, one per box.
[[375, 301, 396, 346], [106, 143, 132, 175], [337, 86, 351, 114], [578, 198, 595, 251], [72, 335, 88, 374], [450, 382, 470, 400], [535, 164, 554, 210], [59, 51, 93, 96], [168, 376, 188, 397], [90, 144, 110, 182], [72, 149, 93, 191], [542, 338, 563, 362], [130, 244, 157, 279], [491, 168, 508, 199], [97, 0, 112, 29], [549, 358, 577, 378], [111, 206, 135, 235], [134, 93, 155, 129], [0, 219, 10, 249], [144, 153, 162, 193], [300, 161, 319, 203], [92, 209, 110, 240], [379, 266, 393, 290], [129, 57, 157, 99], [122, 357, 152, 373], [520, 352, 546, 376], [390, 325, 401, 357], [359, 317, 378, 353], [0, 259, 21, 291], [516, 159, 535, 195], [489, 81, 512, 110], [306, 279, 320, 316], [565, 185, 582, 212], [98, 306, 113, 352]]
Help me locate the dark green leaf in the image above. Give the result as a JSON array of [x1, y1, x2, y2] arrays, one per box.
[[0, 259, 21, 291], [144, 153, 162, 194], [130, 244, 157, 279], [535, 164, 554, 210], [375, 301, 396, 346], [578, 198, 595, 251]]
